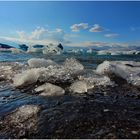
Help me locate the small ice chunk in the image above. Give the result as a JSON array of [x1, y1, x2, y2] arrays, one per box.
[[78, 70, 114, 87], [13, 68, 40, 87], [9, 105, 40, 122], [96, 61, 140, 86], [28, 58, 56, 68], [35, 83, 65, 96], [10, 48, 24, 54], [70, 81, 88, 93], [63, 58, 84, 74]]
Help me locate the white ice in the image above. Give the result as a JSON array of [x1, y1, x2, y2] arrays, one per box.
[[70, 81, 88, 93], [96, 61, 140, 86], [13, 58, 84, 87], [35, 82, 65, 96], [28, 58, 57, 68]]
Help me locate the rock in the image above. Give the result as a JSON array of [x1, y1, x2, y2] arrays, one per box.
[[35, 83, 65, 97]]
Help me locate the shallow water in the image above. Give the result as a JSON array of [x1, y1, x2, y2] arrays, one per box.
[[0, 52, 140, 138]]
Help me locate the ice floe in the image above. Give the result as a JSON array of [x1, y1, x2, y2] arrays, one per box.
[[35, 83, 65, 96], [13, 68, 40, 87], [78, 71, 114, 87], [13, 58, 84, 87], [96, 61, 140, 86], [0, 62, 27, 81], [10, 48, 24, 54]]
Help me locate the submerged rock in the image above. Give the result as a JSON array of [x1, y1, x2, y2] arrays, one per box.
[[35, 83, 65, 97]]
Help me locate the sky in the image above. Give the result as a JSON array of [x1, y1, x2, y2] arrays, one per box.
[[0, 1, 140, 49]]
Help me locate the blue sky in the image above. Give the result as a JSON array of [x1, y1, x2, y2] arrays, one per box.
[[0, 1, 140, 48]]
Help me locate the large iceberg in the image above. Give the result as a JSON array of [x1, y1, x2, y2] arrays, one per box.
[[96, 61, 140, 86], [27, 43, 64, 54], [42, 43, 63, 55]]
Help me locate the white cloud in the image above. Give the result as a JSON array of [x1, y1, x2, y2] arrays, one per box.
[[30, 27, 47, 39], [70, 23, 88, 32], [104, 33, 119, 38], [65, 41, 129, 48], [16, 31, 27, 39], [66, 41, 109, 47], [89, 24, 104, 32], [0, 27, 76, 46]]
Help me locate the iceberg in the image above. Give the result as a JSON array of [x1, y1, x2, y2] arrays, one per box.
[[42, 44, 63, 55], [35, 83, 65, 96], [10, 48, 24, 54], [96, 61, 140, 86], [26, 43, 64, 54], [86, 49, 93, 54], [19, 44, 29, 51], [97, 50, 111, 55], [27, 46, 43, 53]]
